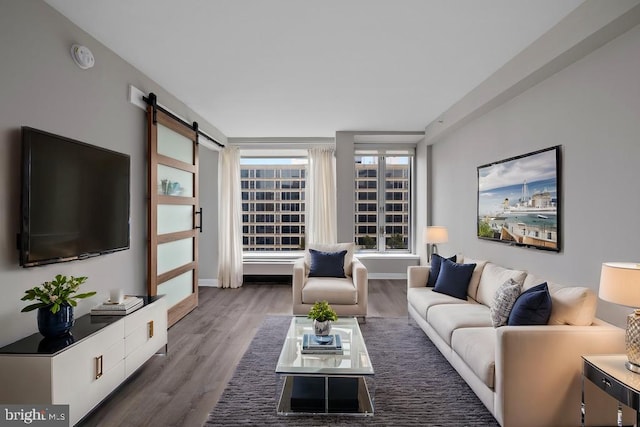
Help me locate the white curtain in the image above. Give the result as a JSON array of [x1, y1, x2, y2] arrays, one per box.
[[218, 147, 243, 288], [306, 146, 337, 245]]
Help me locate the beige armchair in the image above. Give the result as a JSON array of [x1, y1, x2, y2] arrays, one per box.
[[292, 243, 368, 318]]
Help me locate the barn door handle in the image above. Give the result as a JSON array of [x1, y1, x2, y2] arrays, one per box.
[[195, 208, 203, 233]]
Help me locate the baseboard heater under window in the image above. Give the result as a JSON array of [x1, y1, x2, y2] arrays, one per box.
[[243, 275, 292, 285]]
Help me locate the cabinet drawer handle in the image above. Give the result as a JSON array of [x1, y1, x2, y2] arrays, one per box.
[[95, 355, 103, 379], [148, 320, 154, 339], [601, 378, 612, 388]]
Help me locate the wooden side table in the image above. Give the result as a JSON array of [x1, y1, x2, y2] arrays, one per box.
[[582, 355, 640, 427]]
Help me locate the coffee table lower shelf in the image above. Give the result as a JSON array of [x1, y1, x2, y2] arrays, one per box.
[[276, 375, 374, 416]]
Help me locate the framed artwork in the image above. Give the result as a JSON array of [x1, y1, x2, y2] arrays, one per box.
[[477, 146, 561, 251]]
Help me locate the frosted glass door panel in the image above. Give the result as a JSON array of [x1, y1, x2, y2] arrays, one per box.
[[158, 271, 193, 307], [157, 165, 193, 197], [157, 238, 193, 275], [157, 205, 193, 235], [158, 124, 193, 164], [158, 271, 193, 308]]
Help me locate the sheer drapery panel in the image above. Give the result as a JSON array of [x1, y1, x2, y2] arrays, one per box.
[[306, 146, 337, 245], [218, 147, 243, 288]]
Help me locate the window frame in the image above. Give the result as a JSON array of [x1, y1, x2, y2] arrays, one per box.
[[354, 150, 414, 254], [240, 156, 307, 252]]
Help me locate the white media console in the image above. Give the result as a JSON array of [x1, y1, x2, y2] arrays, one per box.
[[0, 296, 167, 425]]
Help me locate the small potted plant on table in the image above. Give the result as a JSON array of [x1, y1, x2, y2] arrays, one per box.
[[21, 274, 96, 338], [307, 300, 338, 336]]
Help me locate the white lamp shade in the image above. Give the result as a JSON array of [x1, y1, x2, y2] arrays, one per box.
[[424, 226, 448, 244], [599, 262, 640, 308]]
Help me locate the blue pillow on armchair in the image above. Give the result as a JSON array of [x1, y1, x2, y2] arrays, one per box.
[[507, 282, 552, 326], [308, 249, 347, 278], [433, 258, 476, 300], [427, 253, 457, 287]]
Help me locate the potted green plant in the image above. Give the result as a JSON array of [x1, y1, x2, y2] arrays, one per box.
[[307, 300, 338, 336], [21, 274, 96, 337]]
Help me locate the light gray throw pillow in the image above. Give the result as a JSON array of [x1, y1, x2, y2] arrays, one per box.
[[490, 278, 523, 327]]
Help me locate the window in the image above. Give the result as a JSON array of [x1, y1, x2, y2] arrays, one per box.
[[241, 157, 307, 251], [354, 153, 412, 252]]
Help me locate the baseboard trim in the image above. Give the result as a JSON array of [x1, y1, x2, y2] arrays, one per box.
[[199, 279, 218, 287]]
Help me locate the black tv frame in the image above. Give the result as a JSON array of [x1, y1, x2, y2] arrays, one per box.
[[477, 145, 562, 252], [19, 127, 131, 267]]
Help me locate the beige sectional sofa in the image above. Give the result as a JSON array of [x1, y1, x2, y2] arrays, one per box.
[[407, 256, 629, 427]]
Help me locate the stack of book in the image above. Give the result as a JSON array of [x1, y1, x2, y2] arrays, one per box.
[[91, 296, 144, 316], [301, 334, 343, 355]]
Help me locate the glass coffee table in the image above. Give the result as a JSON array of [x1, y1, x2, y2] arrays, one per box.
[[275, 316, 374, 416]]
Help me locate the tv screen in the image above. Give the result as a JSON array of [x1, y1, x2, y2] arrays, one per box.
[[20, 127, 130, 267]]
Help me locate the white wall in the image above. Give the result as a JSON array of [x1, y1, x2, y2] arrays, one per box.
[[414, 139, 430, 264], [0, 0, 226, 346], [427, 24, 640, 327], [335, 131, 356, 241]]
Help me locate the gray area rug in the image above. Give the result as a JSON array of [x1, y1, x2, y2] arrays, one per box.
[[205, 316, 499, 426]]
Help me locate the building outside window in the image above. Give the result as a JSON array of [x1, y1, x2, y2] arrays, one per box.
[[241, 158, 307, 251], [354, 153, 412, 252], [241, 151, 411, 253]]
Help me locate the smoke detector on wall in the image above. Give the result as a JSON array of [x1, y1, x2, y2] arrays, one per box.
[[70, 44, 95, 70]]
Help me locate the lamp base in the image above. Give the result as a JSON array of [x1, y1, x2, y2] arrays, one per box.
[[625, 360, 640, 373], [627, 311, 640, 372], [427, 244, 438, 263]]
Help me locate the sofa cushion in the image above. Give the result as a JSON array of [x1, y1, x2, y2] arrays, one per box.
[[433, 259, 476, 300], [547, 286, 597, 326], [475, 263, 527, 307], [427, 254, 457, 287], [308, 249, 347, 278], [306, 242, 354, 276], [508, 283, 552, 326], [523, 274, 597, 326], [407, 287, 473, 321], [451, 327, 496, 389], [522, 273, 545, 291], [302, 277, 357, 305], [459, 256, 488, 301], [427, 303, 493, 346], [490, 278, 523, 327]]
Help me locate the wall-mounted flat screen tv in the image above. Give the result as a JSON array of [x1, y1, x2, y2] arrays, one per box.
[[20, 127, 131, 267], [477, 145, 561, 252]]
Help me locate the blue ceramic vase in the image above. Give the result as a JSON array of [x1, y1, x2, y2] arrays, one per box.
[[37, 304, 74, 338]]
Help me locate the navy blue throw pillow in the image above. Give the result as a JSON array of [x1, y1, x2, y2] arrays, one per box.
[[507, 282, 552, 326], [308, 249, 347, 278], [427, 254, 457, 287], [433, 258, 476, 300]]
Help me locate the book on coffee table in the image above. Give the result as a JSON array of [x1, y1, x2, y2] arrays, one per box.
[[302, 334, 343, 355]]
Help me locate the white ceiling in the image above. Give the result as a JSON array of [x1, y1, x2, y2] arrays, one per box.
[[44, 0, 583, 138]]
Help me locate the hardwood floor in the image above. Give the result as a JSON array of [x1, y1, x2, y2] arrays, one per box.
[[79, 279, 407, 427]]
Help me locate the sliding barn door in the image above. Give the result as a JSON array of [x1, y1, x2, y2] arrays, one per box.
[[147, 107, 199, 327]]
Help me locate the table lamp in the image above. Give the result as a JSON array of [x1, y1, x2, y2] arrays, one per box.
[[424, 226, 448, 262], [598, 262, 640, 373]]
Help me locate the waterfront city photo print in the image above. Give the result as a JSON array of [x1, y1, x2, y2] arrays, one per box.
[[477, 146, 561, 251]]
